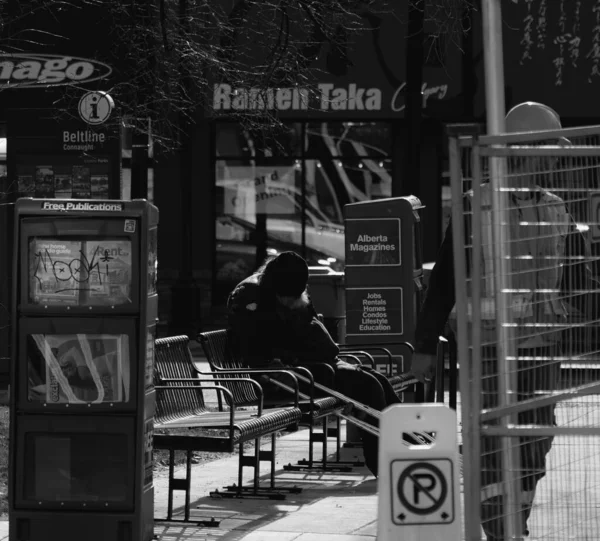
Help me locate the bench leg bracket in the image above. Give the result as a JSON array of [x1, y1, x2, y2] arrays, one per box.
[[210, 435, 303, 500], [155, 449, 221, 526], [284, 416, 365, 471]]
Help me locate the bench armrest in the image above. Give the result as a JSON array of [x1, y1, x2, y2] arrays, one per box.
[[262, 365, 320, 413], [338, 351, 375, 368], [339, 342, 414, 376], [337, 353, 368, 366], [200, 365, 329, 411], [202, 365, 342, 420], [160, 370, 300, 410], [155, 383, 239, 438], [196, 367, 301, 405], [157, 376, 265, 414]]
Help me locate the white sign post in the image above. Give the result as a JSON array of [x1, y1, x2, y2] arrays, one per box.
[[589, 191, 600, 242], [377, 403, 461, 541]]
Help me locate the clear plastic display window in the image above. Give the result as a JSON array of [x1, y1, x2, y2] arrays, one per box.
[[27, 333, 130, 405], [28, 237, 133, 307], [24, 433, 130, 503]]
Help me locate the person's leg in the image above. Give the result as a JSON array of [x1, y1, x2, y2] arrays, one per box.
[[361, 366, 435, 445], [298, 363, 337, 396], [517, 345, 560, 530], [333, 363, 387, 477], [359, 366, 402, 405], [480, 344, 561, 540]]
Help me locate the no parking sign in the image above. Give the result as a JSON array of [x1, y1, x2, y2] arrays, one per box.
[[377, 404, 461, 541], [391, 459, 455, 525]]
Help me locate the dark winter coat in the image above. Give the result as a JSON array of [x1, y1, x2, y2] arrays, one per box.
[[227, 272, 340, 367]]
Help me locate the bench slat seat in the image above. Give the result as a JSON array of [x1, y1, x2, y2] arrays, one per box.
[[155, 406, 299, 432], [154, 407, 298, 432]]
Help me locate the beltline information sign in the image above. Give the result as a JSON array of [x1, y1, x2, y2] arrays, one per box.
[[377, 404, 461, 541]]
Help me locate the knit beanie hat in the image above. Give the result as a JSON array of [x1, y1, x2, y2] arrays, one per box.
[[268, 251, 309, 298]]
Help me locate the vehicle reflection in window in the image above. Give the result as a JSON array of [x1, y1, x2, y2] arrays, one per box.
[[214, 214, 343, 305], [213, 122, 393, 309], [216, 182, 345, 260]]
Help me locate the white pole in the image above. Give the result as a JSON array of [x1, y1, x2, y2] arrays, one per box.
[[481, 0, 506, 133], [480, 2, 523, 540]]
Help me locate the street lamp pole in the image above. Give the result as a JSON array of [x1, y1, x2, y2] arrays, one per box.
[[402, 0, 425, 200]]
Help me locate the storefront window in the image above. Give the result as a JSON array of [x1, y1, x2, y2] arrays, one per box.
[[213, 121, 392, 305], [304, 158, 392, 224], [215, 158, 305, 300], [216, 122, 302, 158], [304, 121, 392, 158]]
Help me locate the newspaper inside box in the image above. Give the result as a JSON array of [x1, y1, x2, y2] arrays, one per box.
[[27, 333, 130, 404], [28, 237, 133, 307]]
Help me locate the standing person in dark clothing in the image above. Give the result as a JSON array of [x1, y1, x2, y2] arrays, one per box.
[[410, 102, 598, 540], [227, 250, 401, 477]]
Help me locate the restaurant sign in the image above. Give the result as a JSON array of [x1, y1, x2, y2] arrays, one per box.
[[213, 81, 449, 114], [0, 54, 112, 89]]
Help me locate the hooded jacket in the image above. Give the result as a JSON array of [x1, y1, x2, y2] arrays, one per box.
[[227, 271, 340, 367]]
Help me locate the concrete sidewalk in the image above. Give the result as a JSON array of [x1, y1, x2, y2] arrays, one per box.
[[152, 423, 379, 540], [0, 424, 379, 541], [0, 343, 382, 540]]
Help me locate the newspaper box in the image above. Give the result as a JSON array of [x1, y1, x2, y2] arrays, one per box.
[[344, 196, 424, 377], [9, 198, 158, 541]]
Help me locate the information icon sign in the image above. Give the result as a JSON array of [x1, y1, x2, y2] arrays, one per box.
[[78, 91, 114, 125]]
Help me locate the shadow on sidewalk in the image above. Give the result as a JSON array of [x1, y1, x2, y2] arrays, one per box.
[[154, 450, 379, 539]]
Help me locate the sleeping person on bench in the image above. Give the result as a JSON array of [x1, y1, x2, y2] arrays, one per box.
[[227, 250, 403, 478]]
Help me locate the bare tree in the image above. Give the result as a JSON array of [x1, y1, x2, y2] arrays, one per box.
[[0, 0, 405, 150], [0, 0, 479, 151], [0, 0, 477, 339], [425, 0, 474, 54]]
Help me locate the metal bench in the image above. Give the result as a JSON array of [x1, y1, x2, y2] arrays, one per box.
[[196, 329, 435, 463], [153, 335, 303, 524], [197, 328, 365, 472]]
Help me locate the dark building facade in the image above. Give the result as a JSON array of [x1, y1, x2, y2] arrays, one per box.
[[156, 0, 468, 334], [0, 4, 148, 385], [473, 0, 600, 124], [2, 0, 600, 354]]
